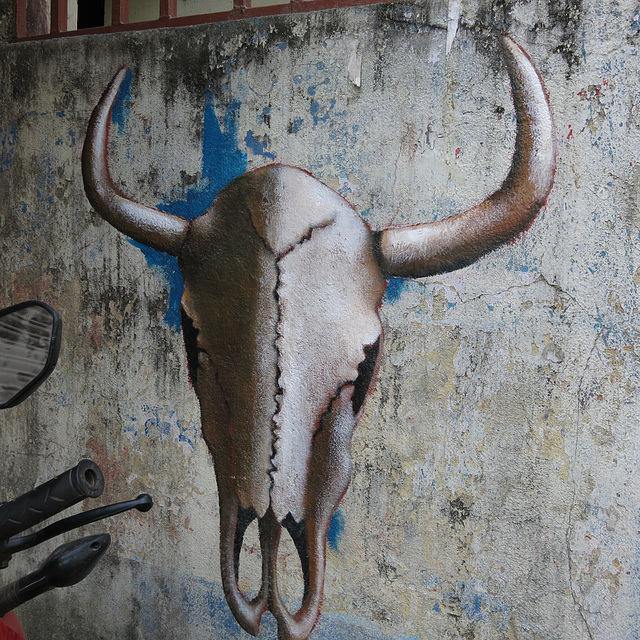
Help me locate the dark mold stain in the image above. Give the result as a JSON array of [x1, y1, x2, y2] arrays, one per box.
[[376, 555, 399, 583], [371, 3, 441, 92], [372, 606, 392, 624], [448, 497, 471, 526], [95, 284, 142, 342], [380, 1, 440, 31], [473, 0, 583, 74], [475, 0, 514, 33], [10, 53, 39, 103], [548, 0, 583, 72]]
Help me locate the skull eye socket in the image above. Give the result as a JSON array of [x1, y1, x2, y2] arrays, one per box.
[[180, 307, 200, 386], [352, 338, 381, 416]]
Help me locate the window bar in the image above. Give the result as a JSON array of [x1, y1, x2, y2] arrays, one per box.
[[233, 0, 250, 14], [159, 0, 177, 20], [112, 0, 129, 26], [15, 0, 390, 41], [15, 0, 27, 38], [50, 0, 67, 34]]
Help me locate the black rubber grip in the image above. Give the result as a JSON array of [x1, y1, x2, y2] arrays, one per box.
[[0, 533, 111, 616], [0, 460, 104, 541], [0, 579, 21, 616]]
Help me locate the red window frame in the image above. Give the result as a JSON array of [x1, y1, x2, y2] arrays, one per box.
[[15, 0, 387, 41]]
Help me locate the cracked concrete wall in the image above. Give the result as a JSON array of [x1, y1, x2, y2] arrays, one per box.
[[0, 1, 638, 638]]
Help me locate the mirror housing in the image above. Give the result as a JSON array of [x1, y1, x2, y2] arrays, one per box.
[[0, 301, 62, 409]]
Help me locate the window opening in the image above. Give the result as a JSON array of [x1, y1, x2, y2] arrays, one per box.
[[77, 0, 105, 29]]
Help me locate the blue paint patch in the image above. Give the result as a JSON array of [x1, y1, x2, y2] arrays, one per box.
[[122, 92, 247, 330], [327, 509, 345, 551], [309, 98, 337, 127], [245, 129, 276, 160], [506, 252, 538, 274], [0, 124, 17, 173], [316, 612, 418, 640], [138, 580, 162, 636], [133, 564, 417, 639], [123, 404, 201, 452], [463, 592, 484, 621], [277, 41, 287, 50], [56, 390, 69, 407], [420, 567, 444, 589], [290, 117, 303, 134], [308, 77, 330, 96], [384, 278, 407, 304], [111, 68, 133, 134], [18, 149, 55, 241], [144, 409, 171, 438], [421, 571, 510, 632], [309, 100, 322, 120], [129, 241, 185, 330]]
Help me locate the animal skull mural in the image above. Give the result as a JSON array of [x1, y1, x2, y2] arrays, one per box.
[[82, 35, 555, 640]]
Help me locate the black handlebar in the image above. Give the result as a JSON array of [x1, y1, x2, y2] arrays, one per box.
[[0, 534, 111, 616], [0, 459, 152, 615], [0, 460, 104, 541], [5, 493, 153, 554]]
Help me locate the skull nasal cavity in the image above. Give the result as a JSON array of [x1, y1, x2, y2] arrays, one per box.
[[278, 516, 306, 614], [237, 518, 262, 599]]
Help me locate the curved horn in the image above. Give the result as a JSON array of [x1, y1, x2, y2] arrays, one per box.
[[82, 67, 189, 256], [376, 35, 556, 278]]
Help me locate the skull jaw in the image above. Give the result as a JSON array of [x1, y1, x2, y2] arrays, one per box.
[[219, 499, 267, 636], [212, 385, 358, 640], [219, 503, 327, 640]]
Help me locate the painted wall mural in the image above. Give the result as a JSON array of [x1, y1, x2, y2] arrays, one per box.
[[81, 34, 554, 640], [8, 0, 640, 637]]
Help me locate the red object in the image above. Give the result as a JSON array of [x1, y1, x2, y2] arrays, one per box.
[[0, 612, 27, 640]]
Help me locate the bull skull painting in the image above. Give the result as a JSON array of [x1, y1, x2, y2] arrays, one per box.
[[82, 35, 555, 640]]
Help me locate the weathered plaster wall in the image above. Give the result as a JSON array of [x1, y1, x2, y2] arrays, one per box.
[[0, 1, 638, 638], [0, 0, 14, 42]]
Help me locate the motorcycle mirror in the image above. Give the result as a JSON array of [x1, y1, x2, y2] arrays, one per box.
[[0, 301, 62, 409]]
